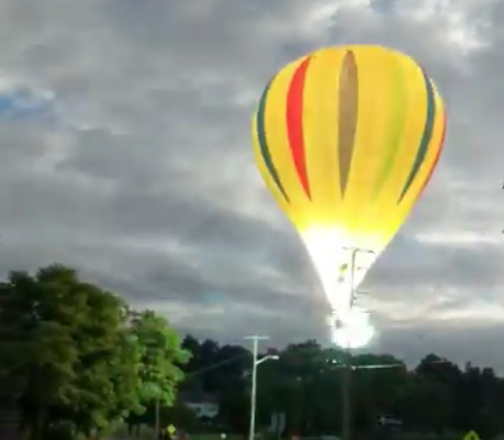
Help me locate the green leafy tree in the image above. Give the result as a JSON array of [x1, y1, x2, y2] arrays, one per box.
[[0, 265, 188, 440], [0, 267, 83, 440], [126, 310, 190, 432]]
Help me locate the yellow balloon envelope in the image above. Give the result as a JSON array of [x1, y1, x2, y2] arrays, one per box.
[[251, 45, 447, 313]]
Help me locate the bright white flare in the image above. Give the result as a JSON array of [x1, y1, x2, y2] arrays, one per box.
[[301, 226, 376, 349], [301, 226, 376, 316], [328, 307, 375, 349]]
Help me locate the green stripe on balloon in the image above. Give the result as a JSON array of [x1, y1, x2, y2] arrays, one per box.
[[371, 57, 407, 199], [413, 108, 447, 204], [256, 79, 290, 203], [397, 69, 436, 203]]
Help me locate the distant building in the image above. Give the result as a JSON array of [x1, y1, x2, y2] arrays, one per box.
[[179, 390, 219, 419], [268, 412, 286, 436]]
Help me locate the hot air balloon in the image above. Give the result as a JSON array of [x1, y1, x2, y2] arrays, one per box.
[[251, 45, 447, 338]]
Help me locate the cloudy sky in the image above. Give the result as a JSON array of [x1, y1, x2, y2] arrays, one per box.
[[1, 0, 503, 368]]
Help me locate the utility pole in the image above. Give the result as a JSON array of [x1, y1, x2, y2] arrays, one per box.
[[339, 247, 375, 440], [341, 249, 356, 440], [155, 397, 160, 440], [245, 335, 278, 440]]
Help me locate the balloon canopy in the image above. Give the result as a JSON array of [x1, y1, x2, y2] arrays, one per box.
[[251, 45, 447, 314]]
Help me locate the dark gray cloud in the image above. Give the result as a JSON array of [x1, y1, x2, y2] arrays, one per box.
[[0, 0, 503, 369]]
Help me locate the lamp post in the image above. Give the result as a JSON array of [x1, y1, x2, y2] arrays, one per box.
[[245, 336, 279, 440]]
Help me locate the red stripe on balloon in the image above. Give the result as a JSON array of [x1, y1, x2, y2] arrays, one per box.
[[286, 56, 312, 199], [415, 109, 447, 203]]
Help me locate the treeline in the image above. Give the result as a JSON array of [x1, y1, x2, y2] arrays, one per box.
[[180, 337, 504, 439], [2, 264, 504, 440], [0, 265, 190, 440]]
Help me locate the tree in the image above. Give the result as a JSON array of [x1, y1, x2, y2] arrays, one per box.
[[6, 263, 504, 439], [126, 310, 190, 433], [64, 278, 138, 438], [178, 338, 504, 438], [0, 265, 188, 440], [1, 266, 86, 440]]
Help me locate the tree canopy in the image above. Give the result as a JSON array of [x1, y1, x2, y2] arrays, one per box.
[[180, 339, 504, 439], [0, 264, 189, 440], [2, 264, 504, 440]]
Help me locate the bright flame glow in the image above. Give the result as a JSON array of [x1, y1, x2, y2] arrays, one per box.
[[301, 226, 377, 315], [328, 307, 375, 349]]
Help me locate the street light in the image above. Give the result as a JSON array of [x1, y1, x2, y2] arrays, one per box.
[[245, 336, 279, 440], [257, 354, 279, 366]]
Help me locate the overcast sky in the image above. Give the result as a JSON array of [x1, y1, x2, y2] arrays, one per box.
[[0, 0, 503, 369]]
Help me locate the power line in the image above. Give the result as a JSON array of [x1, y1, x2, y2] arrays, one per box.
[[184, 353, 251, 378]]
